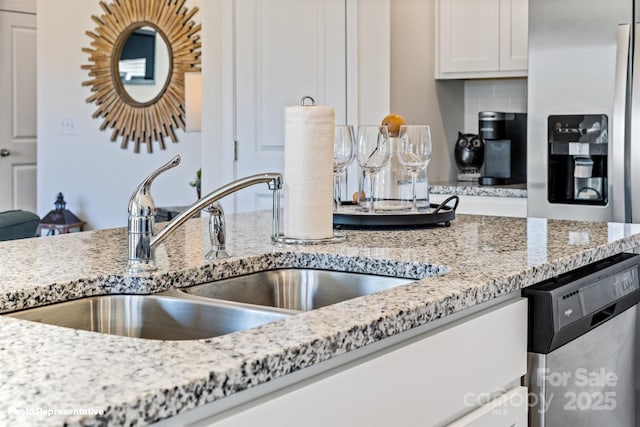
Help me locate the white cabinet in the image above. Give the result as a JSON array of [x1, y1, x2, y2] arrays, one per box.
[[436, 0, 528, 79], [499, 0, 528, 72], [447, 386, 528, 427], [163, 298, 527, 427], [430, 193, 527, 218]]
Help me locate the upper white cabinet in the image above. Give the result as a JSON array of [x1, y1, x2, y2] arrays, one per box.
[[499, 0, 528, 71], [436, 0, 528, 79]]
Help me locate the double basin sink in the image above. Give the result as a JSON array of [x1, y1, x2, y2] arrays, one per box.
[[6, 269, 414, 341]]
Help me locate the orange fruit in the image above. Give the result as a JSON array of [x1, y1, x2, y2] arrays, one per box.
[[381, 114, 406, 137], [352, 190, 365, 204]]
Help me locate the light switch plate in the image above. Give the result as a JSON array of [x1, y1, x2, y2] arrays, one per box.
[[59, 116, 77, 135]]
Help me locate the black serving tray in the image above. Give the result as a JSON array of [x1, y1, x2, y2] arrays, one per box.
[[333, 195, 459, 229]]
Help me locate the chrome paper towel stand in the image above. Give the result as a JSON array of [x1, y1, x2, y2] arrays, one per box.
[[272, 96, 346, 245]]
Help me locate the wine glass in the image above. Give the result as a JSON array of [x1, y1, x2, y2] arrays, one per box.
[[397, 125, 432, 212], [333, 125, 356, 211], [356, 125, 391, 213]]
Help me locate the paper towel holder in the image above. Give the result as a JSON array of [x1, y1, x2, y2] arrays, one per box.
[[271, 180, 347, 245], [300, 96, 316, 107], [271, 95, 346, 245]]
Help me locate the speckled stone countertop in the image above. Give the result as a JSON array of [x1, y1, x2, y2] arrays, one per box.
[[0, 210, 639, 426], [430, 180, 527, 198]]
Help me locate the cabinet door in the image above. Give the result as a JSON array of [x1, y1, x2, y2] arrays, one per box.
[[438, 0, 500, 74], [499, 0, 528, 71], [447, 386, 528, 427], [197, 299, 527, 427]]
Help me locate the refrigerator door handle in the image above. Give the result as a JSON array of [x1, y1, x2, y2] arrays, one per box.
[[612, 23, 631, 223], [630, 23, 640, 223]]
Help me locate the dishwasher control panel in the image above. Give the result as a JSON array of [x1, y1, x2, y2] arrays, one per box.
[[557, 267, 640, 329], [613, 269, 640, 297], [557, 290, 582, 329], [523, 253, 640, 353]]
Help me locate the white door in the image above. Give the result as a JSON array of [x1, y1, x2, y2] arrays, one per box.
[[0, 10, 37, 212], [233, 0, 347, 213]]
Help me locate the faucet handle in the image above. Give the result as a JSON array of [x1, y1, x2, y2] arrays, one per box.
[[206, 202, 230, 260], [128, 155, 181, 217], [127, 155, 181, 274]]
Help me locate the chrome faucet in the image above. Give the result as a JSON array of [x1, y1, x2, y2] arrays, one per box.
[[127, 155, 282, 273]]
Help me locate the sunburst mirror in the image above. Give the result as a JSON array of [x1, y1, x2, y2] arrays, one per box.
[[82, 0, 201, 153]]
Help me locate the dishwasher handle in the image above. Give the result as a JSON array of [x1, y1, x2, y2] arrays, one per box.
[[590, 303, 616, 327]]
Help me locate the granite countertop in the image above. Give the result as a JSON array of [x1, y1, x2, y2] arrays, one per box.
[[430, 180, 527, 198], [1, 210, 639, 426]]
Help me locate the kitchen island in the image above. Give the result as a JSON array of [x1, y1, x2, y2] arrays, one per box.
[[0, 211, 639, 426]]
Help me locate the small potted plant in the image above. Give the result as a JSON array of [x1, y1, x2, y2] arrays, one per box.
[[189, 168, 201, 199]]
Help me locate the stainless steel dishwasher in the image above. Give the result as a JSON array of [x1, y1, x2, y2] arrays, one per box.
[[523, 253, 640, 427]]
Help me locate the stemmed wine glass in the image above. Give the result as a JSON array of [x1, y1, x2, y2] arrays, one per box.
[[397, 125, 432, 212], [333, 125, 356, 211], [356, 125, 391, 213]]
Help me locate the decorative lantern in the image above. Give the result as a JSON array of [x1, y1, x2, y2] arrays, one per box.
[[37, 193, 86, 236]]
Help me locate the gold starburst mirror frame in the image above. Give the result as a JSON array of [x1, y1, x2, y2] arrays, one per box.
[[82, 0, 201, 153]]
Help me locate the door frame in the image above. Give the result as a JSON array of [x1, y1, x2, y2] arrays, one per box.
[[0, 0, 35, 14]]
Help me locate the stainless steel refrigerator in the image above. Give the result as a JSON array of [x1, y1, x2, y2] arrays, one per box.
[[528, 0, 640, 223]]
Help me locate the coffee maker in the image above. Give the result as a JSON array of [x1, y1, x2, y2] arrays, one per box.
[[547, 114, 607, 205], [478, 111, 527, 185]]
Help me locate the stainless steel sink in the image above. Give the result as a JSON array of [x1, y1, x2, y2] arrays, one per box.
[[5, 294, 289, 340], [178, 269, 414, 311]]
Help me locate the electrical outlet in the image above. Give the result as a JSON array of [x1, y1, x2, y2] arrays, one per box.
[[59, 117, 77, 135]]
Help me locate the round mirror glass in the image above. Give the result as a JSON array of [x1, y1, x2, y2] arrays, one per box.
[[117, 26, 170, 103]]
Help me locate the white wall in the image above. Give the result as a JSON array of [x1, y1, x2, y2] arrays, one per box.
[[36, 0, 202, 230], [463, 79, 528, 133], [390, 0, 464, 183]]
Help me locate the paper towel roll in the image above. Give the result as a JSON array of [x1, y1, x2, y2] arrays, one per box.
[[283, 104, 335, 240]]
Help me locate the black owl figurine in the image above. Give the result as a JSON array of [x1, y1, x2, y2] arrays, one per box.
[[454, 132, 484, 181]]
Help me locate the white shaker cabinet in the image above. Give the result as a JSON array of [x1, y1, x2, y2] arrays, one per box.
[[499, 0, 528, 72], [436, 0, 528, 79], [447, 386, 528, 427]]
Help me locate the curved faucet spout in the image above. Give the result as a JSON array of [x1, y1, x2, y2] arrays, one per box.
[[129, 155, 181, 217], [126, 166, 282, 274], [151, 173, 282, 249], [127, 155, 181, 274]]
